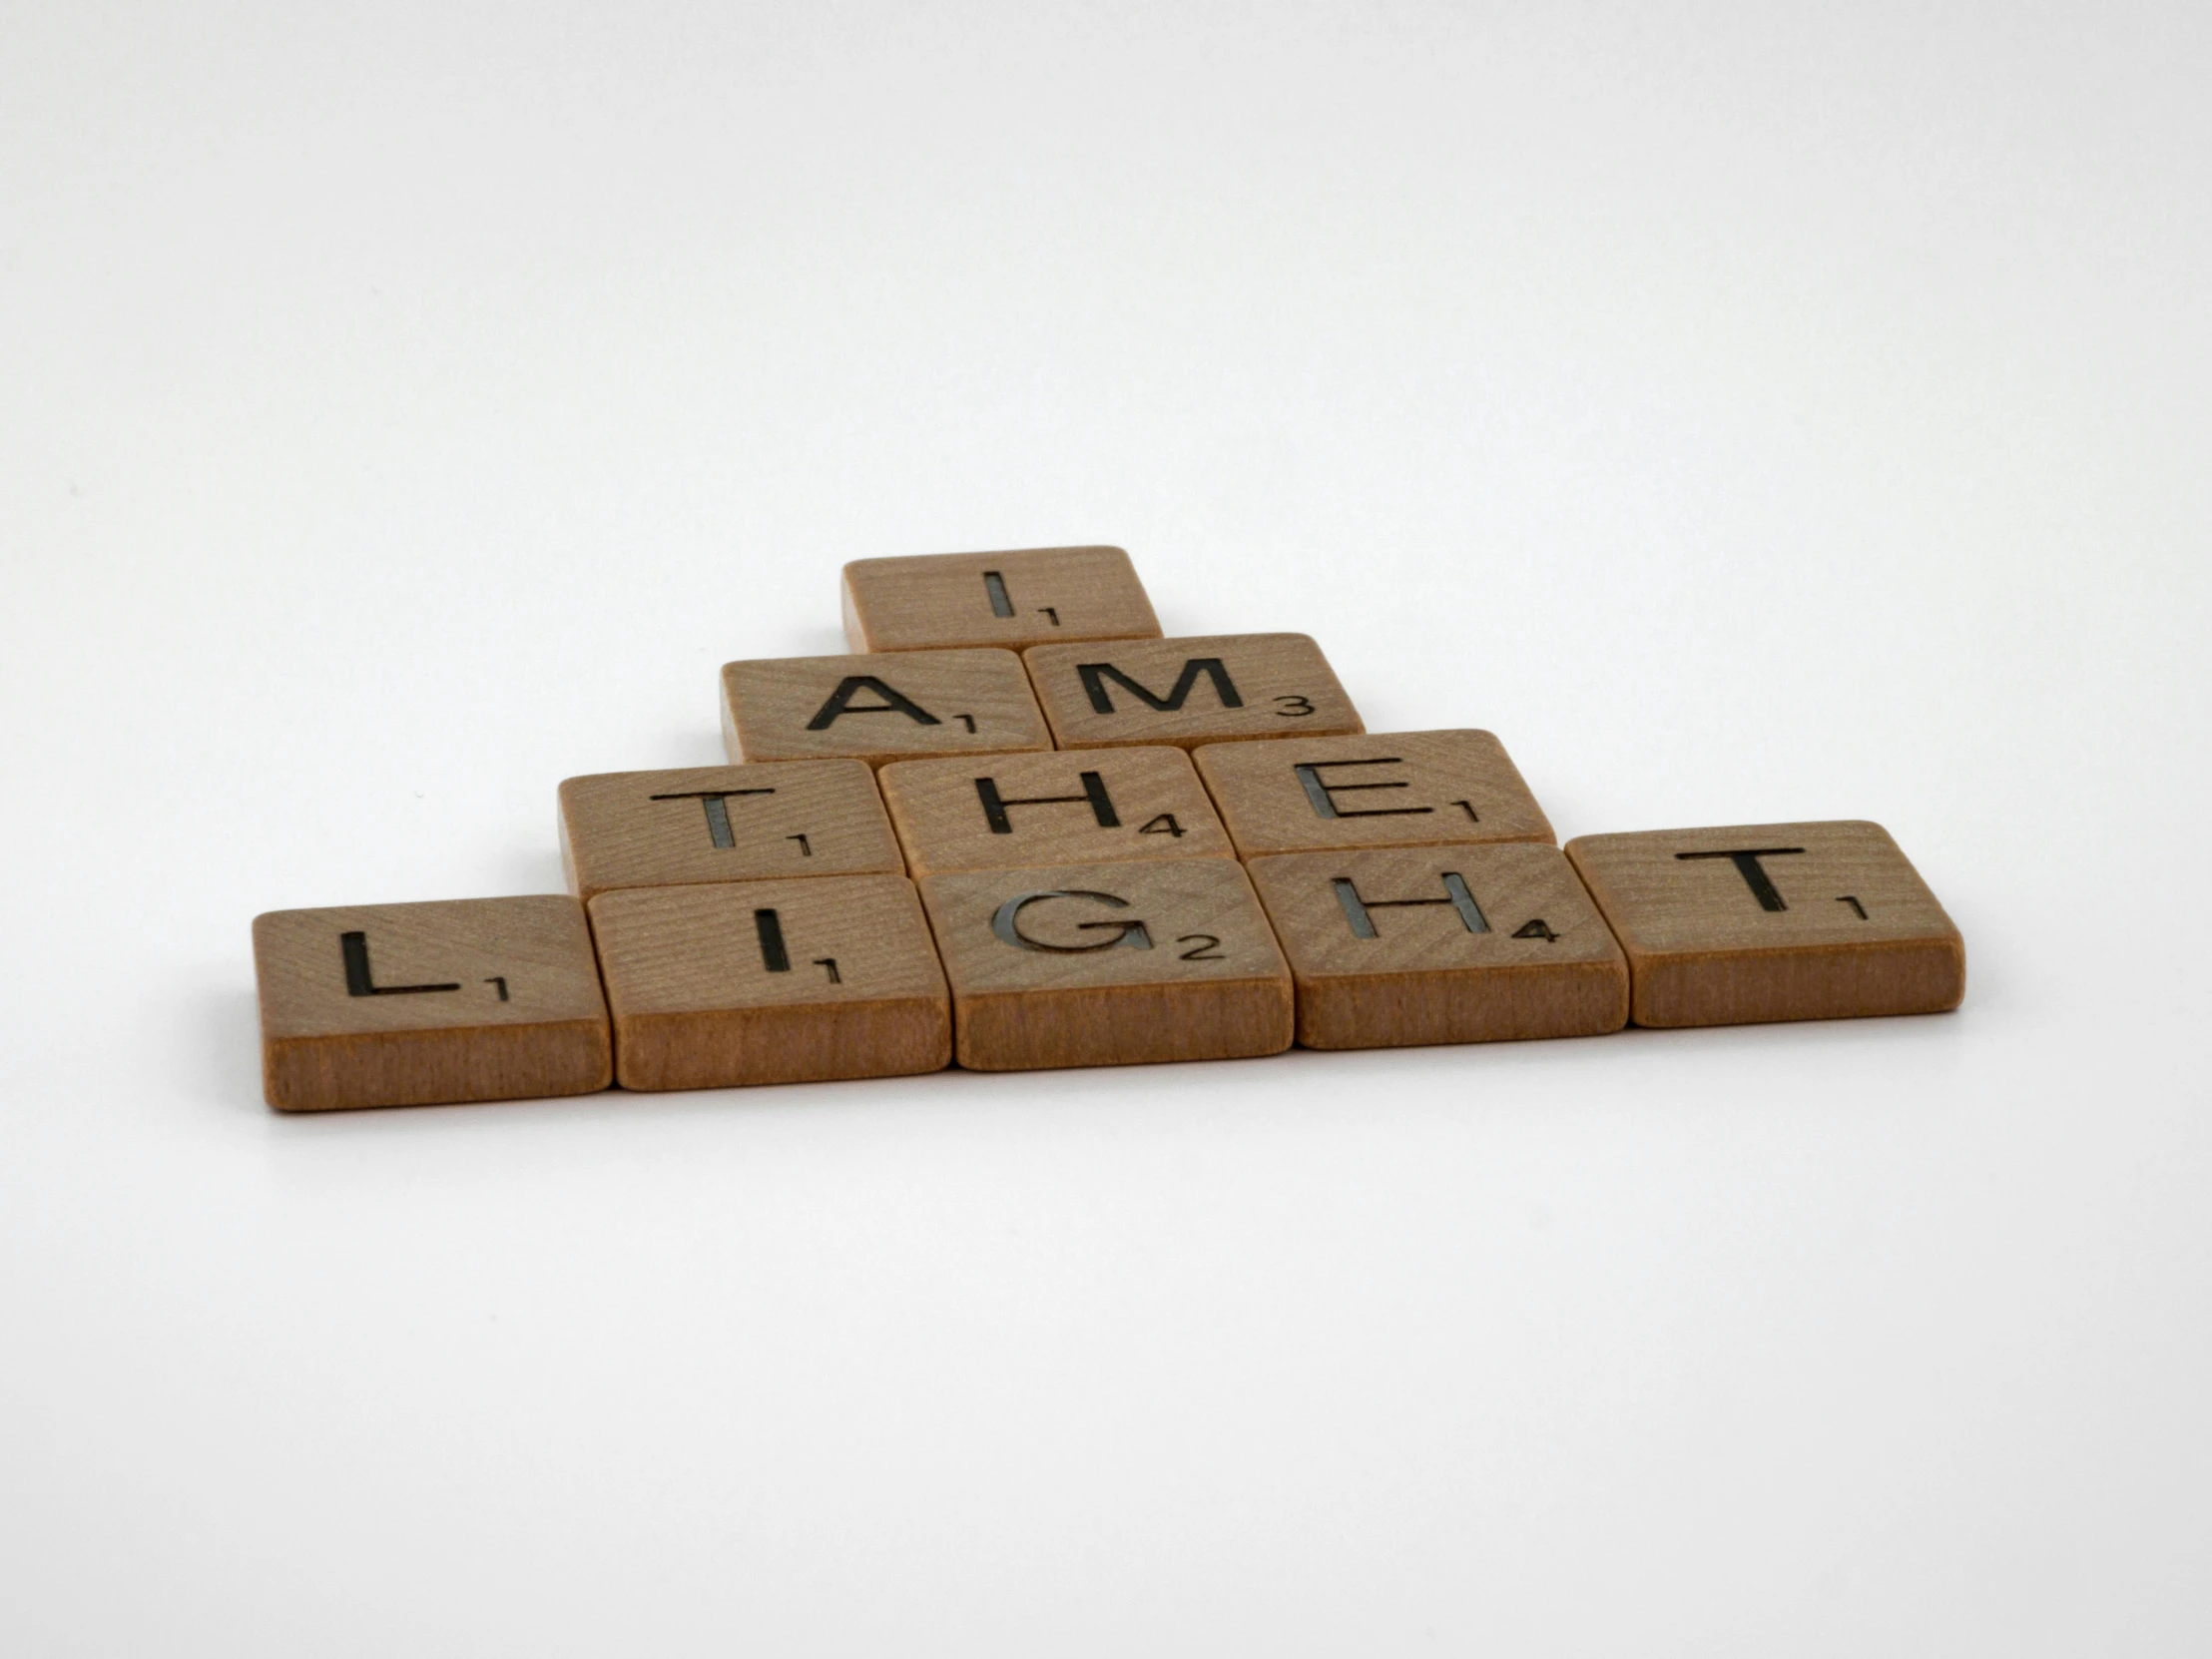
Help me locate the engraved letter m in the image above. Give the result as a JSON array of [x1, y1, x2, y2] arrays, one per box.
[[1077, 657, 1243, 715]]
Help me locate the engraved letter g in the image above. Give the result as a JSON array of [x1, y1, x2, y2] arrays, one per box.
[[990, 889, 1155, 953]]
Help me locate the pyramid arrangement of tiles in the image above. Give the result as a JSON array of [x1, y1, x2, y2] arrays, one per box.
[[253, 546, 1967, 1111]]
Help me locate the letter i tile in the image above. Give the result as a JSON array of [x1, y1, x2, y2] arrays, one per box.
[[840, 545, 1162, 653], [588, 874, 951, 1089]]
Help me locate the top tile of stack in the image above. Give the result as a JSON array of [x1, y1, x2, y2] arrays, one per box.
[[841, 546, 1163, 653]]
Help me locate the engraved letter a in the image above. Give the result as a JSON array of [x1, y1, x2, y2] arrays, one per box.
[[807, 676, 941, 730]]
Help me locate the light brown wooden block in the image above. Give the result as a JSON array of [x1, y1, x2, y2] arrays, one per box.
[[877, 746, 1234, 876], [1193, 729, 1555, 857], [1244, 844, 1627, 1049], [253, 896, 612, 1111], [915, 858, 1294, 1070], [558, 761, 902, 901], [1023, 633, 1363, 752], [588, 874, 950, 1091], [1563, 821, 1966, 1028], [722, 649, 1051, 770], [841, 545, 1162, 653]]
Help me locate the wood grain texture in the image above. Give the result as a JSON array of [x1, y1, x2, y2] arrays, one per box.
[[587, 874, 950, 1090], [916, 857, 1293, 1071], [1564, 820, 1965, 1028], [1244, 844, 1627, 1048], [722, 649, 1051, 769], [877, 746, 1234, 876], [1194, 728, 1555, 856], [559, 761, 902, 900], [1022, 633, 1363, 752], [253, 896, 612, 1111], [841, 545, 1162, 653]]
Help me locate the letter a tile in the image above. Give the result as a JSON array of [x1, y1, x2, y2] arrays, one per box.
[[1564, 821, 1965, 1027], [588, 874, 951, 1090], [1023, 633, 1362, 752], [841, 545, 1162, 653], [722, 649, 1051, 769], [1194, 729, 1555, 856], [253, 896, 613, 1111], [1244, 845, 1627, 1048], [916, 858, 1293, 1070]]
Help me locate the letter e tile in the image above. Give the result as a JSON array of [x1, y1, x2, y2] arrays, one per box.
[[1194, 729, 1554, 856]]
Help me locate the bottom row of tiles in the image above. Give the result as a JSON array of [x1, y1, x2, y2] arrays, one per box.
[[253, 822, 1965, 1111]]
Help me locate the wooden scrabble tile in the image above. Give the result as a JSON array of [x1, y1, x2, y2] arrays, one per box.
[[588, 874, 950, 1090], [559, 760, 902, 901], [877, 746, 1234, 876], [916, 858, 1293, 1070], [722, 649, 1051, 770], [1193, 729, 1555, 857], [1244, 844, 1628, 1049], [841, 545, 1162, 653], [253, 896, 612, 1111], [1023, 633, 1363, 752], [1563, 820, 1965, 1028]]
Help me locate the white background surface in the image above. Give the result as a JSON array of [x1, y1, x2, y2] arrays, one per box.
[[4, 3, 2209, 1653]]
